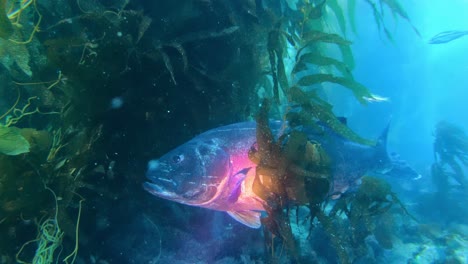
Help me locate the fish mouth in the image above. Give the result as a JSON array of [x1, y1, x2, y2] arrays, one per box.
[[143, 182, 178, 199]]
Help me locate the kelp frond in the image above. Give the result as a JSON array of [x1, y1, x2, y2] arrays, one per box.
[[434, 121, 468, 165], [358, 0, 421, 42], [380, 0, 421, 37], [288, 86, 374, 146], [302, 30, 352, 46], [297, 73, 374, 104], [347, 0, 358, 35], [326, 0, 348, 36], [0, 0, 14, 39], [293, 52, 352, 78], [0, 126, 30, 155], [297, 30, 355, 72], [433, 121, 468, 188]]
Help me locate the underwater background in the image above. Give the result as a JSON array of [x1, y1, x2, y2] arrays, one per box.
[[0, 0, 467, 263]]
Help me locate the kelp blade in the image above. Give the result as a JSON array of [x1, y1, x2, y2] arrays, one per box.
[[0, 0, 14, 39], [297, 73, 373, 104], [0, 126, 30, 155]]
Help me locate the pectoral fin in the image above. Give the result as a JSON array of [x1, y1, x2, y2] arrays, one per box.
[[227, 210, 261, 228], [227, 167, 252, 203]]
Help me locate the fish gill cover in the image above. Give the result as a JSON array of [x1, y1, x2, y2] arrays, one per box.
[[0, 0, 466, 263]]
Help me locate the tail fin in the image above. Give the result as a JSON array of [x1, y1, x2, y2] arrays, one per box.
[[377, 122, 390, 149], [374, 122, 392, 172]]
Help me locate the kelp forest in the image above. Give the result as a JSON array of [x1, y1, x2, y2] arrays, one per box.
[[0, 0, 465, 264]]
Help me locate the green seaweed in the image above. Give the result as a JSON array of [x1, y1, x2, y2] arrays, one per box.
[[338, 43, 356, 71], [380, 0, 421, 37], [288, 86, 374, 145], [250, 100, 337, 262], [327, 0, 348, 36], [328, 176, 415, 260], [250, 100, 399, 263], [316, 210, 350, 263], [293, 52, 352, 78], [301, 0, 327, 20], [251, 112, 407, 263], [0, 0, 13, 39], [297, 30, 355, 71], [252, 100, 412, 263], [246, 0, 421, 261], [347, 0, 358, 35], [267, 21, 291, 104], [302, 30, 352, 46], [364, 0, 395, 42], [356, 0, 421, 42], [433, 121, 468, 188], [250, 100, 300, 263], [0, 126, 30, 155], [0, 0, 424, 262], [297, 73, 374, 105]]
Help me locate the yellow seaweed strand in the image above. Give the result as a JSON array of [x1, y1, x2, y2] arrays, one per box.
[[13, 71, 63, 90], [9, 0, 42, 44], [7, 0, 33, 19], [0, 86, 20, 123], [63, 193, 85, 264], [15, 186, 64, 264]]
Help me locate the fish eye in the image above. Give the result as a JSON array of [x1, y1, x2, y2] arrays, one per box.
[[172, 154, 184, 163]]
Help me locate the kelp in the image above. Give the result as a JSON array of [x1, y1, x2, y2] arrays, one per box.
[[0, 0, 13, 39], [301, 30, 352, 46], [0, 86, 56, 156], [264, 10, 370, 146], [288, 86, 373, 145], [364, 0, 394, 42], [0, 37, 33, 77], [433, 121, 468, 189], [293, 52, 352, 78], [0, 0, 43, 78], [326, 0, 347, 36], [0, 2, 106, 262], [297, 73, 374, 105], [0, 126, 30, 155], [296, 29, 354, 71], [327, 176, 416, 261], [380, 0, 421, 37], [295, 30, 355, 80], [250, 0, 421, 262], [250, 101, 413, 263], [250, 100, 332, 263], [2, 0, 270, 258], [347, 0, 358, 35], [357, 0, 421, 41], [267, 21, 291, 104], [0, 0, 423, 262], [301, 0, 327, 20], [338, 43, 355, 72]]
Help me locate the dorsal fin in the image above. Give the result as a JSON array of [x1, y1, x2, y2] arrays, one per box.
[[227, 210, 261, 228]]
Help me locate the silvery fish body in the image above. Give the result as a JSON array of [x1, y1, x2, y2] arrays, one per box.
[[428, 30, 468, 44], [144, 121, 415, 228]]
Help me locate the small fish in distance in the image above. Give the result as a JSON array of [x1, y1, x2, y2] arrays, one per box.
[[428, 30, 468, 44]]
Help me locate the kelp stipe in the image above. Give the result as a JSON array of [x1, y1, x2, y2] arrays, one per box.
[[433, 121, 468, 188]]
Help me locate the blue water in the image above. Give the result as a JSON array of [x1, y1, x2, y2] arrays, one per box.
[[347, 2, 468, 261], [344, 0, 468, 177]]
